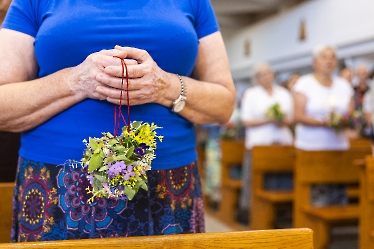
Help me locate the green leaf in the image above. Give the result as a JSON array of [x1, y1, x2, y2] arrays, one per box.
[[98, 165, 108, 172], [122, 136, 132, 144], [126, 146, 135, 158], [108, 138, 119, 146], [106, 132, 114, 138], [140, 183, 148, 191], [94, 173, 107, 182], [104, 156, 115, 165], [124, 186, 136, 200], [113, 154, 129, 162], [92, 178, 102, 192], [126, 160, 136, 165], [113, 145, 126, 153], [131, 121, 143, 129], [89, 138, 99, 151], [88, 153, 104, 172]]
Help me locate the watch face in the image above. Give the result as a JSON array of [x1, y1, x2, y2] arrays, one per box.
[[173, 100, 186, 112]]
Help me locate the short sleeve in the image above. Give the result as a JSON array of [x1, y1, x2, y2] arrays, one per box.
[[2, 0, 45, 37], [191, 0, 219, 39], [292, 76, 309, 96]]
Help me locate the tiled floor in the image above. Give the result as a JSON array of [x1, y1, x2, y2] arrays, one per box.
[[205, 212, 234, 233]]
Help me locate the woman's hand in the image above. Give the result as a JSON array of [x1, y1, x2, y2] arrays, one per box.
[[95, 46, 177, 106], [69, 49, 138, 101]]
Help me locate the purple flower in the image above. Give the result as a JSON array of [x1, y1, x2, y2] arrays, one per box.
[[140, 143, 149, 150], [108, 161, 127, 175], [135, 143, 150, 157], [123, 165, 136, 180], [108, 172, 115, 179], [135, 148, 145, 156], [86, 175, 94, 184]]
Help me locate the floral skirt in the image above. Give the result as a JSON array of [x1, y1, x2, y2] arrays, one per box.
[[11, 157, 205, 242]]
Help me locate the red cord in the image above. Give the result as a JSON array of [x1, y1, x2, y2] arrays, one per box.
[[113, 56, 131, 135]]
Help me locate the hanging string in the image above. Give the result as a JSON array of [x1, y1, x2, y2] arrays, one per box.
[[113, 56, 131, 135]]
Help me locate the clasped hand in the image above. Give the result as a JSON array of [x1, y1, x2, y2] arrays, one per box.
[[72, 45, 170, 106]]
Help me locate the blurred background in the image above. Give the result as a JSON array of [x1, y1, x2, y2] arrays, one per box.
[[0, 1, 373, 248], [211, 0, 374, 99]]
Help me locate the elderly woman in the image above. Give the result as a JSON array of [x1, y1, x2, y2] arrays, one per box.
[[239, 63, 294, 223], [0, 0, 235, 241], [293, 44, 354, 206]]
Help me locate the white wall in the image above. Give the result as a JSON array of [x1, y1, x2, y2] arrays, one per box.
[[226, 0, 374, 80]]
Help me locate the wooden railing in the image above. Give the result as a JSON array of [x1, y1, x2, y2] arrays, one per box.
[[0, 228, 314, 249]]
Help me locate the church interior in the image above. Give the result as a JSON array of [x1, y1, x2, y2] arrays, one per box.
[[1, 0, 374, 248]]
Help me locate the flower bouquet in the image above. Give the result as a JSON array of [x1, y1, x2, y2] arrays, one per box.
[[265, 103, 285, 122], [326, 111, 360, 132], [82, 121, 163, 203], [75, 57, 163, 204]]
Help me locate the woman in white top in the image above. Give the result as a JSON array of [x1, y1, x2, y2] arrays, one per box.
[[293, 44, 354, 206], [293, 45, 354, 150], [238, 63, 294, 223], [241, 64, 294, 149]]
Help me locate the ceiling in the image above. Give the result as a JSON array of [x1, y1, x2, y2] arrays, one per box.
[[211, 0, 308, 30]]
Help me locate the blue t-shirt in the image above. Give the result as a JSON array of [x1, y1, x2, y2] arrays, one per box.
[[2, 0, 219, 169]]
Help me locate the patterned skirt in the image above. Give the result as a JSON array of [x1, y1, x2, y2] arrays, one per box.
[[11, 157, 205, 242]]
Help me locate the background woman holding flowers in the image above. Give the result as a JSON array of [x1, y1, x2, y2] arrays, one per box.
[[239, 63, 294, 223], [0, 0, 235, 241], [293, 44, 354, 207]]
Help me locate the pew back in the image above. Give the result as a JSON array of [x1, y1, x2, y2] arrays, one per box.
[[359, 155, 374, 249], [218, 140, 245, 227], [294, 148, 370, 249], [250, 145, 295, 230], [0, 182, 15, 243], [252, 145, 295, 173], [0, 228, 314, 249]]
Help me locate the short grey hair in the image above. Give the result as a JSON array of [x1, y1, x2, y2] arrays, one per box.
[[355, 63, 369, 72], [253, 62, 272, 77], [312, 44, 337, 59]]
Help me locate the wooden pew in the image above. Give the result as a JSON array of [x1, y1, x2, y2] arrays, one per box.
[[196, 145, 208, 206], [217, 139, 245, 228], [294, 147, 371, 249], [358, 155, 374, 249], [0, 228, 314, 249], [0, 182, 15, 243], [250, 145, 295, 230], [346, 139, 372, 201]]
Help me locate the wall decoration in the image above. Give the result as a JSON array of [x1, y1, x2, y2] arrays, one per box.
[[299, 19, 306, 41], [244, 39, 251, 57]]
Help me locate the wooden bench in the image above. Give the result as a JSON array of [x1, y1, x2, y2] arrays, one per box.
[[0, 182, 15, 243], [217, 139, 245, 228], [250, 145, 295, 230], [294, 148, 371, 249], [0, 228, 314, 249], [196, 145, 208, 207], [358, 155, 374, 249], [347, 139, 372, 201]]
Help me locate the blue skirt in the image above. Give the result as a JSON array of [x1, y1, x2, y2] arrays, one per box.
[[11, 157, 205, 241]]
